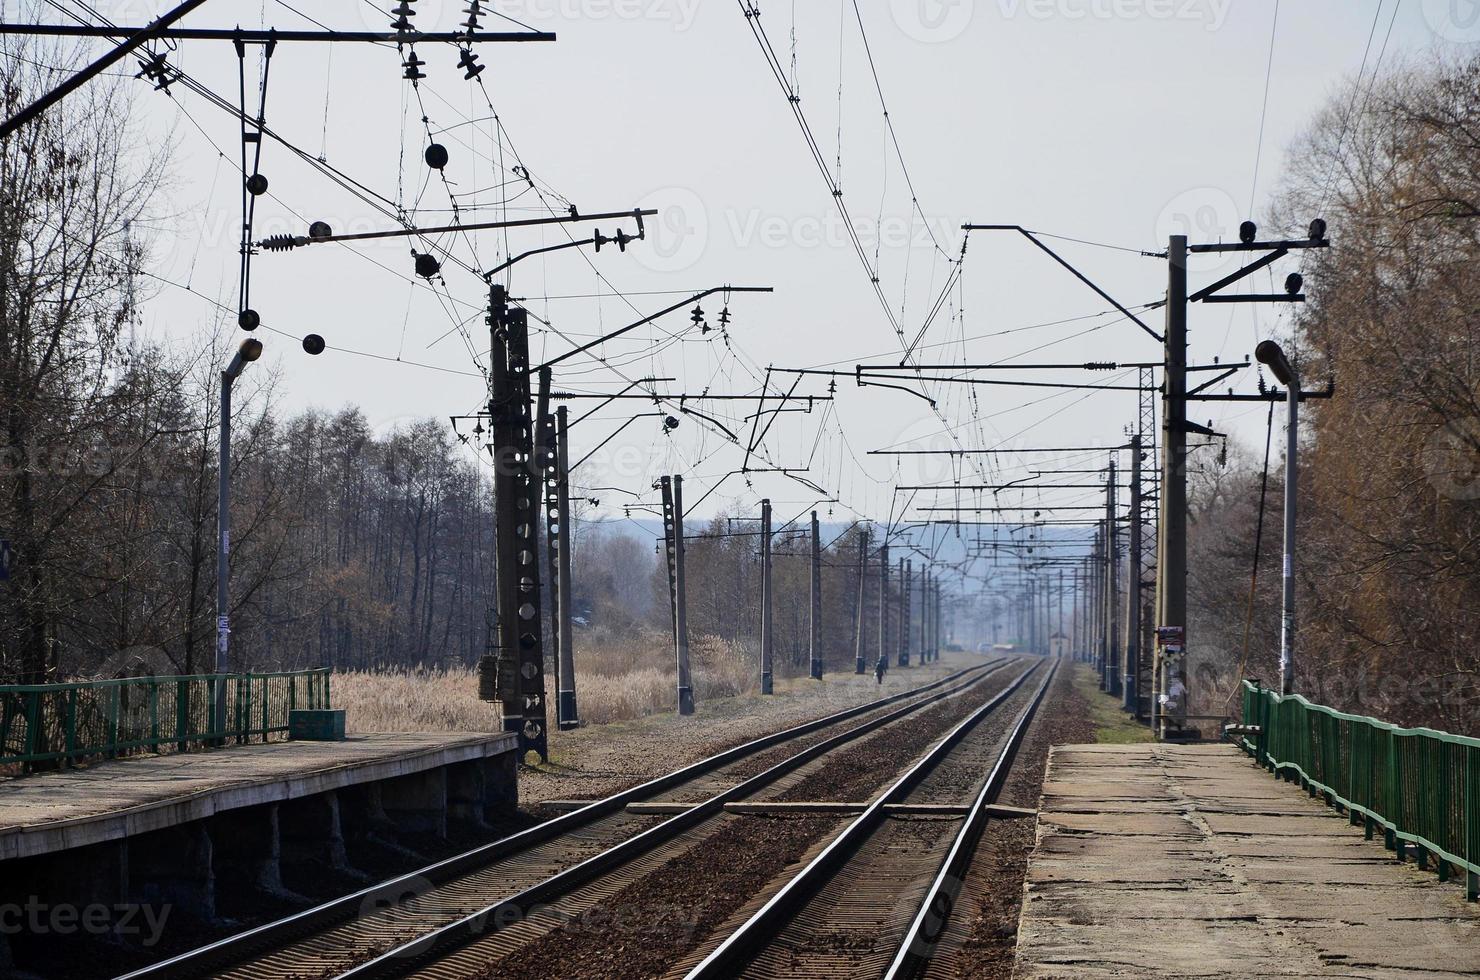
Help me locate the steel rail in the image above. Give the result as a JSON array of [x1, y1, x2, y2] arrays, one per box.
[[116, 659, 1006, 980], [884, 659, 1059, 978], [684, 658, 1049, 978], [329, 659, 1020, 979]]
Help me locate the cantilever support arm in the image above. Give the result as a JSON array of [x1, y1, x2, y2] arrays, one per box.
[[962, 224, 1164, 343], [855, 369, 938, 408], [0, 0, 213, 139], [538, 286, 773, 371]]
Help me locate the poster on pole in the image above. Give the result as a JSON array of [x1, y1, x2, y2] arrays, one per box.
[[1156, 626, 1184, 647]]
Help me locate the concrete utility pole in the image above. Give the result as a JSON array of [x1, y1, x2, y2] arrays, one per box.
[[853, 529, 869, 674], [1029, 576, 1039, 655], [899, 558, 911, 666], [877, 542, 891, 674], [480, 286, 550, 762], [1156, 234, 1190, 739], [760, 498, 774, 695], [928, 573, 938, 662], [1165, 219, 1330, 714], [1093, 523, 1105, 684], [555, 407, 579, 728], [1105, 457, 1121, 697], [660, 476, 695, 715], [1071, 566, 1081, 661], [1125, 434, 1143, 717], [917, 566, 928, 664], [217, 337, 262, 736], [1057, 569, 1064, 659], [1257, 340, 1300, 696], [809, 511, 823, 680]]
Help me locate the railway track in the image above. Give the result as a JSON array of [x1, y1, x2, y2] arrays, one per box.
[[117, 657, 1019, 980], [683, 657, 1058, 979], [341, 659, 1050, 980]]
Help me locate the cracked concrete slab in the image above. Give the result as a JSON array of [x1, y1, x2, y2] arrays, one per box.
[[1013, 743, 1480, 979]]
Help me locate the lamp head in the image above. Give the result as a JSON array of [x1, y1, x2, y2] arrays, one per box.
[[224, 338, 264, 382], [1254, 340, 1295, 386]]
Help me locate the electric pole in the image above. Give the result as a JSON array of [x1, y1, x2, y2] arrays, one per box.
[[1057, 568, 1064, 659], [853, 529, 869, 674], [479, 285, 550, 763], [878, 542, 891, 675], [1106, 456, 1120, 696], [809, 510, 823, 680], [1155, 234, 1190, 739], [661, 476, 694, 715], [555, 407, 578, 729], [900, 558, 912, 667], [1125, 433, 1143, 718], [760, 498, 774, 695], [1256, 340, 1300, 696], [917, 566, 928, 664]]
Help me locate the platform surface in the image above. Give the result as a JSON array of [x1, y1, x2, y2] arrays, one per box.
[[1015, 743, 1480, 978], [0, 731, 518, 861]]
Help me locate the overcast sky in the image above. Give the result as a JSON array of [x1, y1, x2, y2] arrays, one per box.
[[12, 0, 1462, 538]]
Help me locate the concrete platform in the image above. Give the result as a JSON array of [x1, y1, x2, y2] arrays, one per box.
[[1015, 743, 1480, 979], [0, 732, 518, 861]]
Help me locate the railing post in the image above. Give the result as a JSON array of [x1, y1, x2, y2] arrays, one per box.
[[107, 686, 120, 759], [149, 678, 160, 748], [175, 680, 187, 751], [64, 688, 78, 765]]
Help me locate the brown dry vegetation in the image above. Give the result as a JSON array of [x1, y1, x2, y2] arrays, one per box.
[[1187, 53, 1480, 735], [335, 631, 753, 731]]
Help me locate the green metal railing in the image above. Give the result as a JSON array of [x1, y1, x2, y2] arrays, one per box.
[[1239, 679, 1479, 900], [0, 669, 331, 772]]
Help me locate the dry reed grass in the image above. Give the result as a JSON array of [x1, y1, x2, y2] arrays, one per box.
[[333, 631, 756, 733]]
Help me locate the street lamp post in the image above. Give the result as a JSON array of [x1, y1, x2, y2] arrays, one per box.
[[217, 338, 263, 736], [1256, 340, 1298, 696]]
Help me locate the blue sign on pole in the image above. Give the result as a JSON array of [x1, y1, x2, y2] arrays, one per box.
[[0, 540, 11, 581]]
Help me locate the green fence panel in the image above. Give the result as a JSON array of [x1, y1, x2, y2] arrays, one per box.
[[1239, 679, 1479, 899], [0, 669, 332, 772]]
